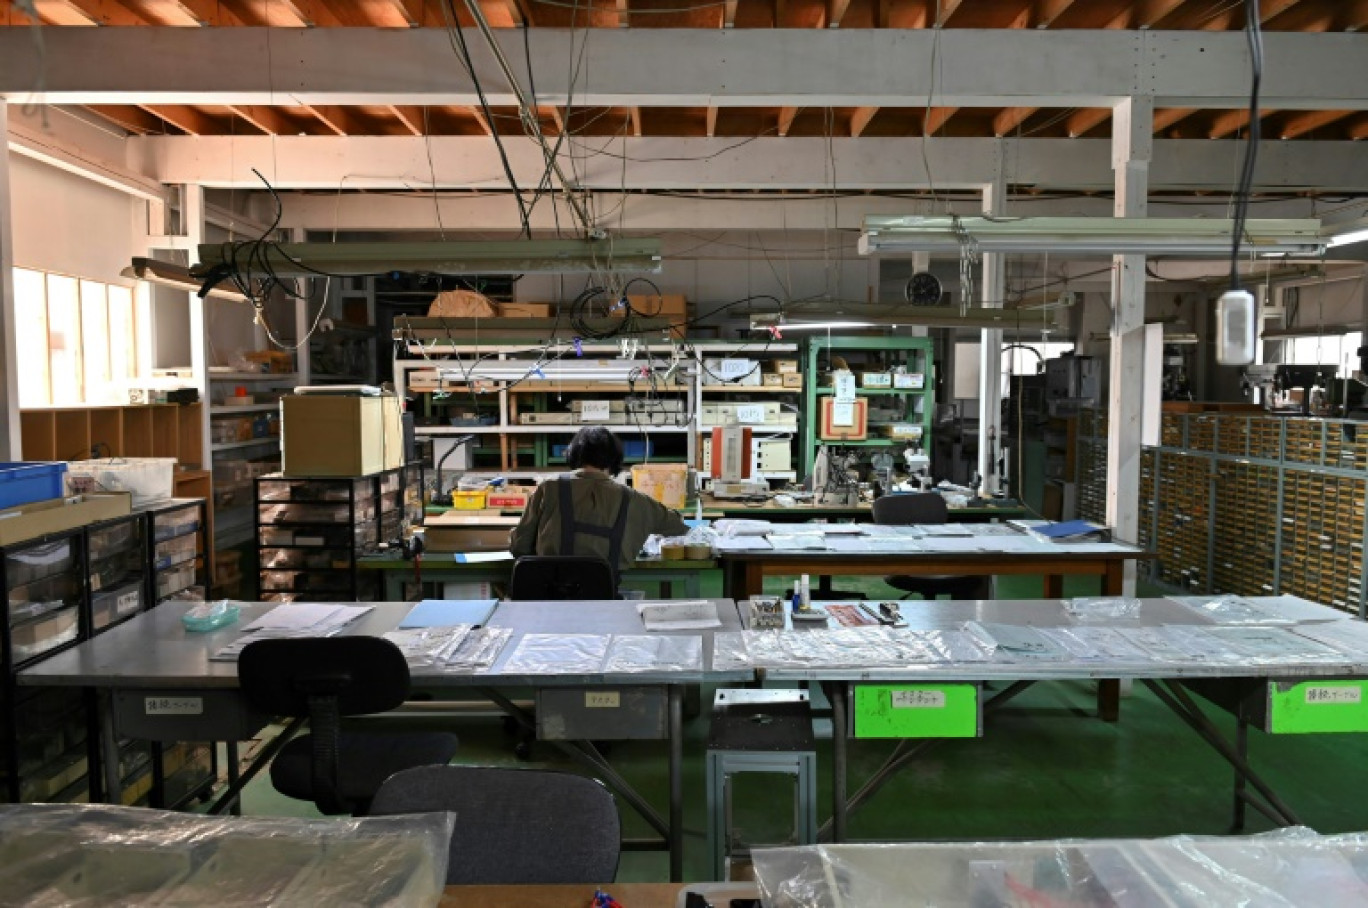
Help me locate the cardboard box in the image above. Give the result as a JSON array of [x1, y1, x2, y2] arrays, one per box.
[[782, 374, 803, 389], [0, 493, 132, 547], [861, 372, 892, 389], [429, 289, 498, 318], [819, 398, 868, 441], [766, 359, 799, 374], [761, 374, 784, 387], [893, 372, 925, 390], [632, 464, 689, 509], [281, 394, 404, 477], [243, 351, 294, 374], [487, 490, 530, 509], [881, 423, 924, 440], [499, 303, 552, 318], [625, 294, 687, 321], [420, 513, 519, 553]]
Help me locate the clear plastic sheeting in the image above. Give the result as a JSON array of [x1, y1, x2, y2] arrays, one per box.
[[712, 631, 751, 672], [441, 626, 513, 672], [721, 628, 997, 670], [604, 635, 703, 673], [501, 634, 610, 674], [1171, 594, 1299, 625], [753, 829, 1368, 908], [0, 803, 453, 907], [383, 624, 474, 667], [1066, 596, 1143, 622]]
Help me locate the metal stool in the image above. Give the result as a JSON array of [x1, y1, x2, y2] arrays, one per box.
[[705, 689, 818, 881]]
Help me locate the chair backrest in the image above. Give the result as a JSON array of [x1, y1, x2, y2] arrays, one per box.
[[370, 765, 621, 885], [872, 491, 949, 526], [239, 637, 413, 815], [507, 555, 617, 600], [238, 636, 412, 717]]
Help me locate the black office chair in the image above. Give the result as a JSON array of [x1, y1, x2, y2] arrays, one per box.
[[370, 765, 621, 884], [508, 555, 617, 600], [872, 492, 992, 601], [238, 636, 460, 815]]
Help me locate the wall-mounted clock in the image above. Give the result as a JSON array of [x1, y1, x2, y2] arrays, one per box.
[[904, 271, 943, 306]]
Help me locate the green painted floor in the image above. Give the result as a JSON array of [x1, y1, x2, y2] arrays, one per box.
[[235, 574, 1368, 883]]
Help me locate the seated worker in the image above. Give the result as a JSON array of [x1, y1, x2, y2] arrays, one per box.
[[510, 426, 688, 576]]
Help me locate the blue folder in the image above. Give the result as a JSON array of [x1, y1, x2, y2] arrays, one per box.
[[399, 599, 499, 628]]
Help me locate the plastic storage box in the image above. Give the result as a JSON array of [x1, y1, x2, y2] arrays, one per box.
[[66, 459, 174, 507], [0, 462, 67, 510]]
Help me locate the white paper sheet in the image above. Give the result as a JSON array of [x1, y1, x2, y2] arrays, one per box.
[[1292, 620, 1368, 658]]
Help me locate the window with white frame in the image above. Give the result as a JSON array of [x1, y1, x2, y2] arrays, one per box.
[[13, 268, 143, 407], [1281, 332, 1361, 378]]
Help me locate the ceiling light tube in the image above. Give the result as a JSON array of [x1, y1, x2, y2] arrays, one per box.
[[752, 306, 1065, 333], [860, 217, 1325, 257], [193, 238, 663, 278], [123, 257, 249, 303]]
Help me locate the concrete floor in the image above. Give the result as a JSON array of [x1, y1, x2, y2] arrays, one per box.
[[235, 573, 1368, 883]]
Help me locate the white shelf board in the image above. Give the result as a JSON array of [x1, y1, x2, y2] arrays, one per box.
[[208, 372, 299, 383], [210, 404, 278, 415], [211, 438, 281, 452], [417, 425, 693, 436]]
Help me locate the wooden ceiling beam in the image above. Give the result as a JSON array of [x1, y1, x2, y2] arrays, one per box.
[[923, 107, 958, 136], [933, 0, 965, 25], [615, 0, 628, 26], [389, 106, 426, 136], [630, 107, 643, 137], [1279, 109, 1353, 139], [45, 0, 148, 25], [228, 105, 297, 135], [1106, 0, 1187, 29], [85, 104, 166, 134], [705, 106, 718, 138], [1347, 119, 1368, 141], [777, 107, 799, 137], [141, 104, 218, 136], [1065, 108, 1110, 137], [826, 0, 851, 27], [306, 105, 369, 137], [1153, 107, 1197, 132], [1031, 0, 1080, 28], [1208, 108, 1273, 140], [850, 106, 878, 137], [993, 107, 1037, 136], [722, 0, 736, 25]]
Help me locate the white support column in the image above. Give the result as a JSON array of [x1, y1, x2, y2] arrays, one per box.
[[182, 186, 213, 476], [1106, 96, 1154, 595], [0, 104, 21, 458], [977, 161, 1006, 496]]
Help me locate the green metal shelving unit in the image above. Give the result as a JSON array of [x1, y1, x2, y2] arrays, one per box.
[[802, 336, 935, 475]]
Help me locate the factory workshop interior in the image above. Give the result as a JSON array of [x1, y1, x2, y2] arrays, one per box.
[[5, 0, 1368, 904]]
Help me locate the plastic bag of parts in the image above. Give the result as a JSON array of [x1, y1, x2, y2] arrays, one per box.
[[1065, 596, 1143, 622], [0, 802, 453, 907], [603, 635, 703, 673], [181, 599, 241, 633], [383, 624, 474, 667], [501, 633, 611, 674], [753, 829, 1368, 908]]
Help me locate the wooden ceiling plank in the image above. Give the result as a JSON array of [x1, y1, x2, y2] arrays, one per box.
[[1032, 0, 1080, 28], [390, 106, 426, 136], [826, 0, 850, 26], [305, 105, 364, 137], [1208, 108, 1274, 140], [630, 106, 643, 137], [933, 0, 965, 24], [1347, 119, 1368, 141], [615, 0, 628, 26], [705, 105, 718, 138], [1341, 0, 1368, 30], [142, 104, 217, 136], [1153, 107, 1197, 131], [777, 106, 799, 137], [993, 106, 1037, 136], [1279, 109, 1352, 139], [86, 104, 166, 134], [53, 0, 150, 25], [923, 106, 958, 136], [850, 105, 878, 138], [30, 0, 101, 23], [228, 105, 295, 135], [1065, 108, 1110, 137], [1113, 0, 1187, 29], [723, 0, 736, 25]]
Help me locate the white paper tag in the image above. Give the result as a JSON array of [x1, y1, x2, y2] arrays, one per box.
[[579, 400, 612, 422], [116, 591, 140, 614], [834, 372, 857, 403], [891, 690, 946, 709], [832, 402, 855, 427], [145, 696, 203, 716], [735, 404, 765, 424], [1305, 686, 1362, 705], [585, 691, 621, 709]]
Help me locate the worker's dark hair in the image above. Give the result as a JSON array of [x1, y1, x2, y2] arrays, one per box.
[[566, 426, 624, 475]]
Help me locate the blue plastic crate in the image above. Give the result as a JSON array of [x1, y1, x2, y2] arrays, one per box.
[[622, 440, 654, 459], [0, 462, 68, 510]]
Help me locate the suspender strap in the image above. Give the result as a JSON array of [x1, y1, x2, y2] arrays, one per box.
[[556, 475, 634, 572]]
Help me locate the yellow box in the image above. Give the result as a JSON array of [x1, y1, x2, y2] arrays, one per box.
[[452, 489, 488, 509], [631, 464, 688, 510]]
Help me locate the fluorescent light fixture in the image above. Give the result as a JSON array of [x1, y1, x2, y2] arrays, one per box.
[[752, 305, 1065, 333], [1326, 220, 1368, 249], [859, 216, 1325, 256], [123, 257, 249, 303], [193, 238, 662, 278], [436, 359, 682, 384]]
